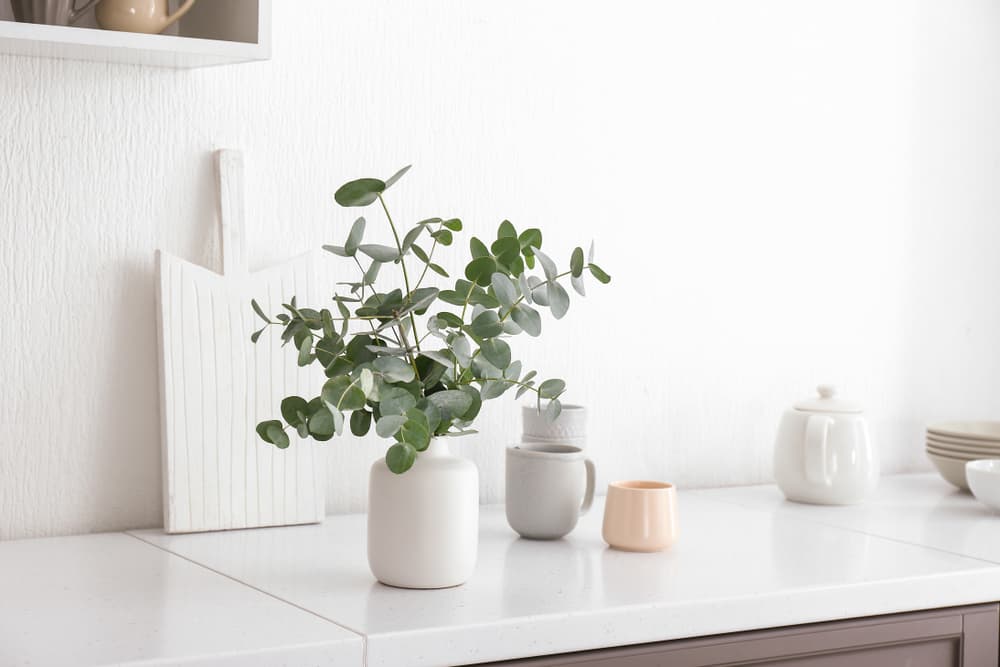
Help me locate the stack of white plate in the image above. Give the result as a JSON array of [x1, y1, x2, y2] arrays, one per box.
[[926, 422, 1000, 491]]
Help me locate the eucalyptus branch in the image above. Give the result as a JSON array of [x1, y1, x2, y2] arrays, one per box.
[[252, 164, 611, 474], [459, 280, 477, 322], [498, 270, 573, 322], [458, 375, 542, 397], [412, 224, 443, 291], [378, 194, 422, 352]]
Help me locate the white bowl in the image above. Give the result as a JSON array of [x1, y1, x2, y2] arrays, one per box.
[[927, 421, 1000, 442], [966, 460, 1000, 511], [926, 451, 970, 491]]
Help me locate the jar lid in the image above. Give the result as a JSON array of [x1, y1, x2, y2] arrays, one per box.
[[793, 385, 863, 414]]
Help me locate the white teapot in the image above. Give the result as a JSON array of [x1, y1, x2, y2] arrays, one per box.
[[774, 385, 878, 505]]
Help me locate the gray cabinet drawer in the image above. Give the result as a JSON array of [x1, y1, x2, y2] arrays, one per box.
[[483, 604, 998, 667]]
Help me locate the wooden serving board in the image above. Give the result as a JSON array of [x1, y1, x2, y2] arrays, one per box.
[[156, 149, 328, 533]]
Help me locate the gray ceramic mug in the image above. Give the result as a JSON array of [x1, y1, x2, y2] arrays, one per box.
[[11, 0, 98, 25], [505, 443, 595, 539]]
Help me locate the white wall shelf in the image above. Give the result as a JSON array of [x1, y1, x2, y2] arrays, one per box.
[[0, 0, 269, 68]]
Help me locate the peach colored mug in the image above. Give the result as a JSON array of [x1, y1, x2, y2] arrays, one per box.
[[602, 481, 678, 552]]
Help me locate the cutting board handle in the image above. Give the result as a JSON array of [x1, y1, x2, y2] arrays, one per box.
[[215, 149, 248, 277]]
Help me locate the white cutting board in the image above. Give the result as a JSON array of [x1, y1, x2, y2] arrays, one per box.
[[156, 149, 328, 533]]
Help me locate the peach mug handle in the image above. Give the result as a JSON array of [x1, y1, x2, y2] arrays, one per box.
[[69, 0, 100, 24], [162, 0, 197, 30], [579, 458, 596, 516]]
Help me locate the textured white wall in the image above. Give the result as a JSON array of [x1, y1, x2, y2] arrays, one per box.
[[2, 1, 999, 539]]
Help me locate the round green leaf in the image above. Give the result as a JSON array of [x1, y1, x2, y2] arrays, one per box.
[[470, 237, 490, 258], [437, 311, 464, 328], [465, 256, 497, 287], [375, 414, 408, 438], [321, 376, 366, 411], [322, 244, 349, 257], [427, 390, 474, 421], [416, 399, 442, 434], [297, 336, 314, 367], [547, 282, 570, 319], [308, 406, 336, 437], [411, 243, 430, 263], [316, 335, 345, 368], [280, 396, 309, 426], [442, 218, 463, 231], [345, 217, 366, 256], [497, 220, 517, 238], [538, 378, 566, 399], [490, 237, 520, 263], [401, 225, 423, 253], [480, 380, 508, 400], [256, 419, 282, 444], [400, 409, 431, 451], [589, 263, 612, 284], [518, 228, 542, 250], [470, 310, 503, 338], [458, 385, 483, 421], [334, 178, 386, 207], [266, 422, 290, 449], [480, 338, 511, 369], [374, 356, 416, 383], [545, 398, 563, 422], [430, 229, 453, 246], [511, 303, 542, 337], [528, 276, 550, 306], [251, 299, 271, 324], [380, 386, 418, 416], [534, 248, 558, 281], [350, 409, 373, 437], [386, 442, 417, 474], [518, 273, 533, 304], [491, 272, 517, 307], [570, 247, 584, 278], [383, 165, 411, 190], [359, 244, 400, 262]]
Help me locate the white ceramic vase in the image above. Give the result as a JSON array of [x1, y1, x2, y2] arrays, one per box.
[[367, 438, 479, 589]]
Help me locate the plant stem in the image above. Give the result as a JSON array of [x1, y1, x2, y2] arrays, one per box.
[[456, 375, 542, 397], [378, 194, 422, 355], [412, 222, 443, 291], [351, 255, 393, 342], [459, 280, 477, 322]]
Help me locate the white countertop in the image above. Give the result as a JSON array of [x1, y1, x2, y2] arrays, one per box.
[[0, 532, 362, 667], [5, 474, 1000, 667]]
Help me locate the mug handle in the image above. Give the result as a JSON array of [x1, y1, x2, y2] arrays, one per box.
[[163, 0, 198, 30], [69, 0, 100, 24], [579, 458, 596, 516]]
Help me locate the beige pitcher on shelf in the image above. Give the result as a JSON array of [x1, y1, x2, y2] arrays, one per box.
[[95, 0, 196, 34]]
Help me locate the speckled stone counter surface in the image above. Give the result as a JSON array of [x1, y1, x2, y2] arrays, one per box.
[[4, 474, 1000, 666]]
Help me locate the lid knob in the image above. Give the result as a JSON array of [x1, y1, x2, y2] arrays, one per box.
[[817, 384, 836, 399]]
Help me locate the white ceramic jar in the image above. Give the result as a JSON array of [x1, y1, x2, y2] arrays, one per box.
[[367, 438, 479, 588], [774, 385, 878, 505]]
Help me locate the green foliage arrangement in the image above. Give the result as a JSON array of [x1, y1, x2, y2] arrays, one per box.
[[251, 166, 610, 473]]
